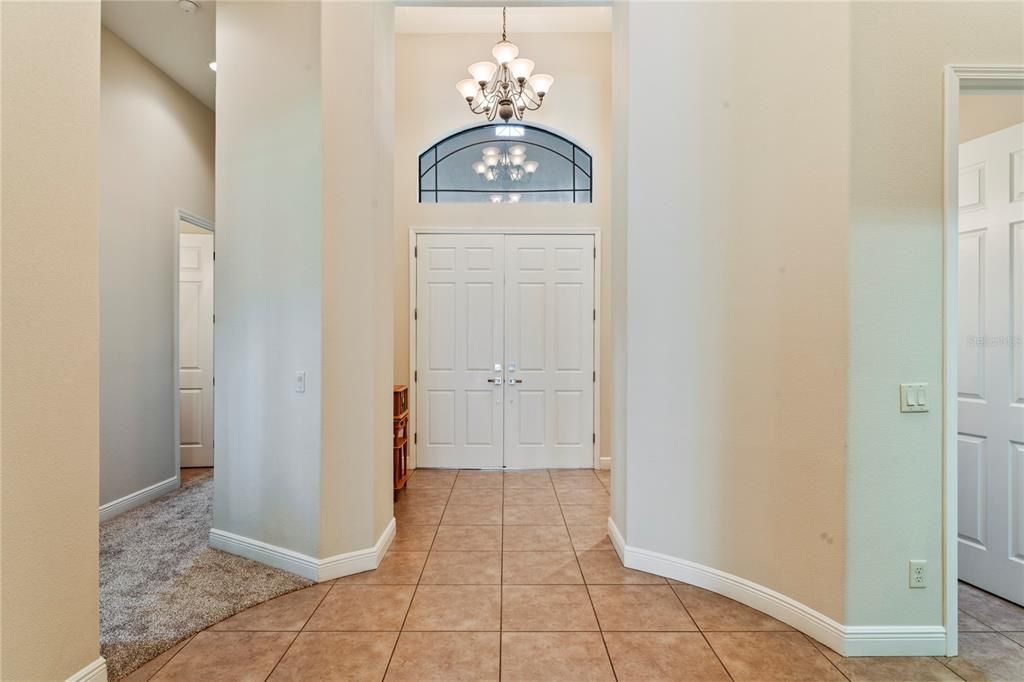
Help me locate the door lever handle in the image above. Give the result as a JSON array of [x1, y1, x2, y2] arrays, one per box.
[[487, 377, 504, 385], [506, 378, 523, 385]]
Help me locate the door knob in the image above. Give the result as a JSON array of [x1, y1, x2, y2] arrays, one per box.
[[507, 377, 523, 385], [487, 377, 504, 385]]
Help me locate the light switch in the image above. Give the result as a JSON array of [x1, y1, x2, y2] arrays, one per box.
[[296, 371, 306, 394], [900, 383, 928, 413]]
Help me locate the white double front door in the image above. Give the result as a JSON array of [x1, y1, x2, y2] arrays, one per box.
[[958, 122, 1024, 605], [415, 233, 595, 469]]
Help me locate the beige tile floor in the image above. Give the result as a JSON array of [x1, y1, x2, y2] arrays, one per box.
[[127, 468, 1024, 681]]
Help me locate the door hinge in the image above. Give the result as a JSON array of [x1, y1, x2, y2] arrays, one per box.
[[414, 245, 418, 258], [213, 313, 216, 323], [593, 308, 596, 321], [213, 251, 216, 261], [593, 370, 596, 382], [414, 432, 418, 444], [212, 376, 215, 386], [592, 433, 596, 443], [414, 370, 418, 383], [414, 308, 418, 321], [593, 246, 597, 258]]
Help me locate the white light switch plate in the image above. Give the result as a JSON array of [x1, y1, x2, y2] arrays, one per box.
[[296, 371, 306, 394], [900, 383, 928, 413]]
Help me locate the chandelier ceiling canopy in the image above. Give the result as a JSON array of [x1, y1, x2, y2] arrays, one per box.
[[455, 7, 554, 123]]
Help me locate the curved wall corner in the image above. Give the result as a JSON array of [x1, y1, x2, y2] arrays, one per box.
[[607, 518, 946, 657]]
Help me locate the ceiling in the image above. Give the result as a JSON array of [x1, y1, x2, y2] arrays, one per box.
[[99, 3, 609, 113], [102, 0, 216, 110], [394, 6, 611, 34]]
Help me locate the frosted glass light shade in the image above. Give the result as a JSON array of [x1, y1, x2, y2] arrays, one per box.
[[490, 194, 503, 204], [468, 61, 497, 84], [509, 154, 526, 167], [508, 58, 534, 81], [456, 79, 479, 100], [523, 160, 539, 173], [508, 193, 522, 203], [472, 161, 487, 174], [508, 144, 526, 156], [528, 73, 554, 96], [481, 146, 500, 157], [484, 155, 499, 168], [492, 40, 519, 65]]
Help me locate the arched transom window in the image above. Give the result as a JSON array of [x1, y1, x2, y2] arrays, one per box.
[[419, 123, 592, 204]]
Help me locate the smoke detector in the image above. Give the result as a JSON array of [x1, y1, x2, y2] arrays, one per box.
[[178, 0, 200, 15]]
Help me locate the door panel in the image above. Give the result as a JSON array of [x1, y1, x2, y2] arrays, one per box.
[[504, 235, 594, 469], [179, 231, 214, 467], [958, 123, 1024, 605], [416, 234, 504, 468]]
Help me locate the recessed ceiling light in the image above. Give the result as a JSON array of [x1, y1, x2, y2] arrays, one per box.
[[208, 62, 217, 72]]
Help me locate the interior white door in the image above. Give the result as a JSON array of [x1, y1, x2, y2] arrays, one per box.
[[957, 122, 1024, 605], [504, 235, 595, 469], [179, 231, 215, 468], [416, 234, 505, 468]]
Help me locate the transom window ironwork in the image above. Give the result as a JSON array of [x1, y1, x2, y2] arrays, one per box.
[[418, 123, 592, 204]]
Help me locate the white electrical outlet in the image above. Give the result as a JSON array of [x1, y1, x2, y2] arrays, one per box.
[[909, 560, 927, 588], [295, 371, 306, 394]]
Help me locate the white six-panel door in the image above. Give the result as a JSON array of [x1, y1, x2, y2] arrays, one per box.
[[415, 233, 595, 469], [179, 232, 215, 467], [416, 234, 505, 468], [958, 122, 1024, 605], [504, 235, 595, 468]]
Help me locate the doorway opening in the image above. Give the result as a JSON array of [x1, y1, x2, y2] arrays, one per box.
[[176, 210, 215, 477], [944, 65, 1024, 657]]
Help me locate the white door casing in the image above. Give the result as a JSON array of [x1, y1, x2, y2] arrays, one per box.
[[416, 234, 505, 468], [414, 232, 595, 469], [179, 231, 214, 467], [504, 235, 595, 468], [957, 122, 1024, 605]]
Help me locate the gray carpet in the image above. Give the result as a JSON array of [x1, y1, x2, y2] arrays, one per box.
[[100, 472, 312, 680]]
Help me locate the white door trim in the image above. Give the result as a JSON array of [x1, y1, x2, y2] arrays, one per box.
[[942, 64, 1024, 657], [409, 226, 602, 470], [174, 208, 214, 476]]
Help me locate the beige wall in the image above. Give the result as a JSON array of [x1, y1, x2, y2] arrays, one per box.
[[846, 0, 1024, 628], [617, 1, 850, 621], [616, 0, 1024, 639], [395, 31, 613, 463], [961, 93, 1024, 142], [100, 27, 215, 506], [215, 0, 324, 556], [215, 1, 395, 562], [1, 2, 103, 679], [321, 0, 395, 557]]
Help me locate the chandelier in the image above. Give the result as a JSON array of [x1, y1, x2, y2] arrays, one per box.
[[455, 8, 554, 123], [472, 144, 539, 183]]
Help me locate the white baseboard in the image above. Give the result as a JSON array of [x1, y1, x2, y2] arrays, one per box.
[[209, 517, 396, 582], [99, 476, 178, 522], [607, 518, 945, 657], [66, 657, 107, 682]]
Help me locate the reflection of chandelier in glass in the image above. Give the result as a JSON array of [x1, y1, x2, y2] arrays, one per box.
[[472, 144, 539, 183], [455, 7, 554, 123], [490, 193, 522, 204]]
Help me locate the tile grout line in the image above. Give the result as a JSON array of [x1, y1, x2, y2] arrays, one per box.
[[555, 472, 620, 682], [260, 631, 300, 681], [667, 578, 735, 682], [797, 631, 850, 682], [140, 634, 197, 681], [381, 472, 455, 680]]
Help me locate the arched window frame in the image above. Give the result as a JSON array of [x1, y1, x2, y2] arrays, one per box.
[[418, 122, 593, 204]]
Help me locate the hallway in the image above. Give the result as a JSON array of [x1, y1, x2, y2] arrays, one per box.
[[120, 468, 1024, 681]]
